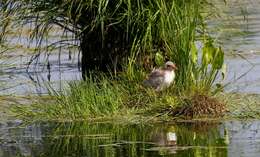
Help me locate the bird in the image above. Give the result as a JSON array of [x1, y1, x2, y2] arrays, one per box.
[[143, 61, 177, 91]]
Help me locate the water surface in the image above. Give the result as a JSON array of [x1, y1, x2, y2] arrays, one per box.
[[210, 0, 260, 93], [1, 120, 260, 157]]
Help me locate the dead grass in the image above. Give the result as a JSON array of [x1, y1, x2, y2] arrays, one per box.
[[171, 94, 227, 119]]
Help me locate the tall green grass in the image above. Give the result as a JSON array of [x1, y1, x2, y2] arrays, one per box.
[[51, 77, 122, 118], [12, 74, 183, 121], [3, 0, 226, 120], [13, 75, 124, 121], [0, 0, 224, 93], [122, 0, 225, 94]]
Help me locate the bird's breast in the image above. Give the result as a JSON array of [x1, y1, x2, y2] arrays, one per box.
[[164, 71, 175, 85]]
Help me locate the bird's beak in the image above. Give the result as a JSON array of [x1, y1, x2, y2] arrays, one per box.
[[172, 64, 177, 70]]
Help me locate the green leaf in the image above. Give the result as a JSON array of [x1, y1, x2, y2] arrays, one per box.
[[212, 47, 224, 70], [202, 40, 214, 66], [155, 52, 164, 66], [191, 42, 198, 63]]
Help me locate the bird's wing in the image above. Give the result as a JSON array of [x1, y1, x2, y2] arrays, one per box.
[[143, 69, 164, 88], [149, 69, 164, 77]]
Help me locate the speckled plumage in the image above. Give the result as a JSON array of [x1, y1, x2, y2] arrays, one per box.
[[143, 61, 177, 91]]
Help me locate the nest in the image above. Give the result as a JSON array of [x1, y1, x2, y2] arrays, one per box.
[[171, 94, 226, 119]]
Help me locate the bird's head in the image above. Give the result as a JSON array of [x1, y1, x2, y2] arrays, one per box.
[[165, 61, 177, 71]]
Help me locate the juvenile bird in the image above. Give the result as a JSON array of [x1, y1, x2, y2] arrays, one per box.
[[143, 61, 177, 91]]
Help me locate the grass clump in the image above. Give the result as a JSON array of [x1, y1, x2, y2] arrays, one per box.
[[12, 76, 226, 122], [5, 0, 228, 122], [171, 94, 226, 119], [52, 77, 123, 118], [13, 76, 124, 121]]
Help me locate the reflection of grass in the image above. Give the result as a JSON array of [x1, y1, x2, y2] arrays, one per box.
[[41, 122, 156, 157], [175, 122, 224, 146], [30, 121, 227, 157]]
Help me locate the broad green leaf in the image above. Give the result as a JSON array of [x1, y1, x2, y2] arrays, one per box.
[[202, 41, 214, 66], [191, 42, 198, 63], [213, 47, 224, 69]]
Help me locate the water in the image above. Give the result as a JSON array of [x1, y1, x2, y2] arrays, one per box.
[[0, 26, 81, 95], [0, 50, 81, 95], [1, 120, 260, 157], [209, 0, 260, 93]]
